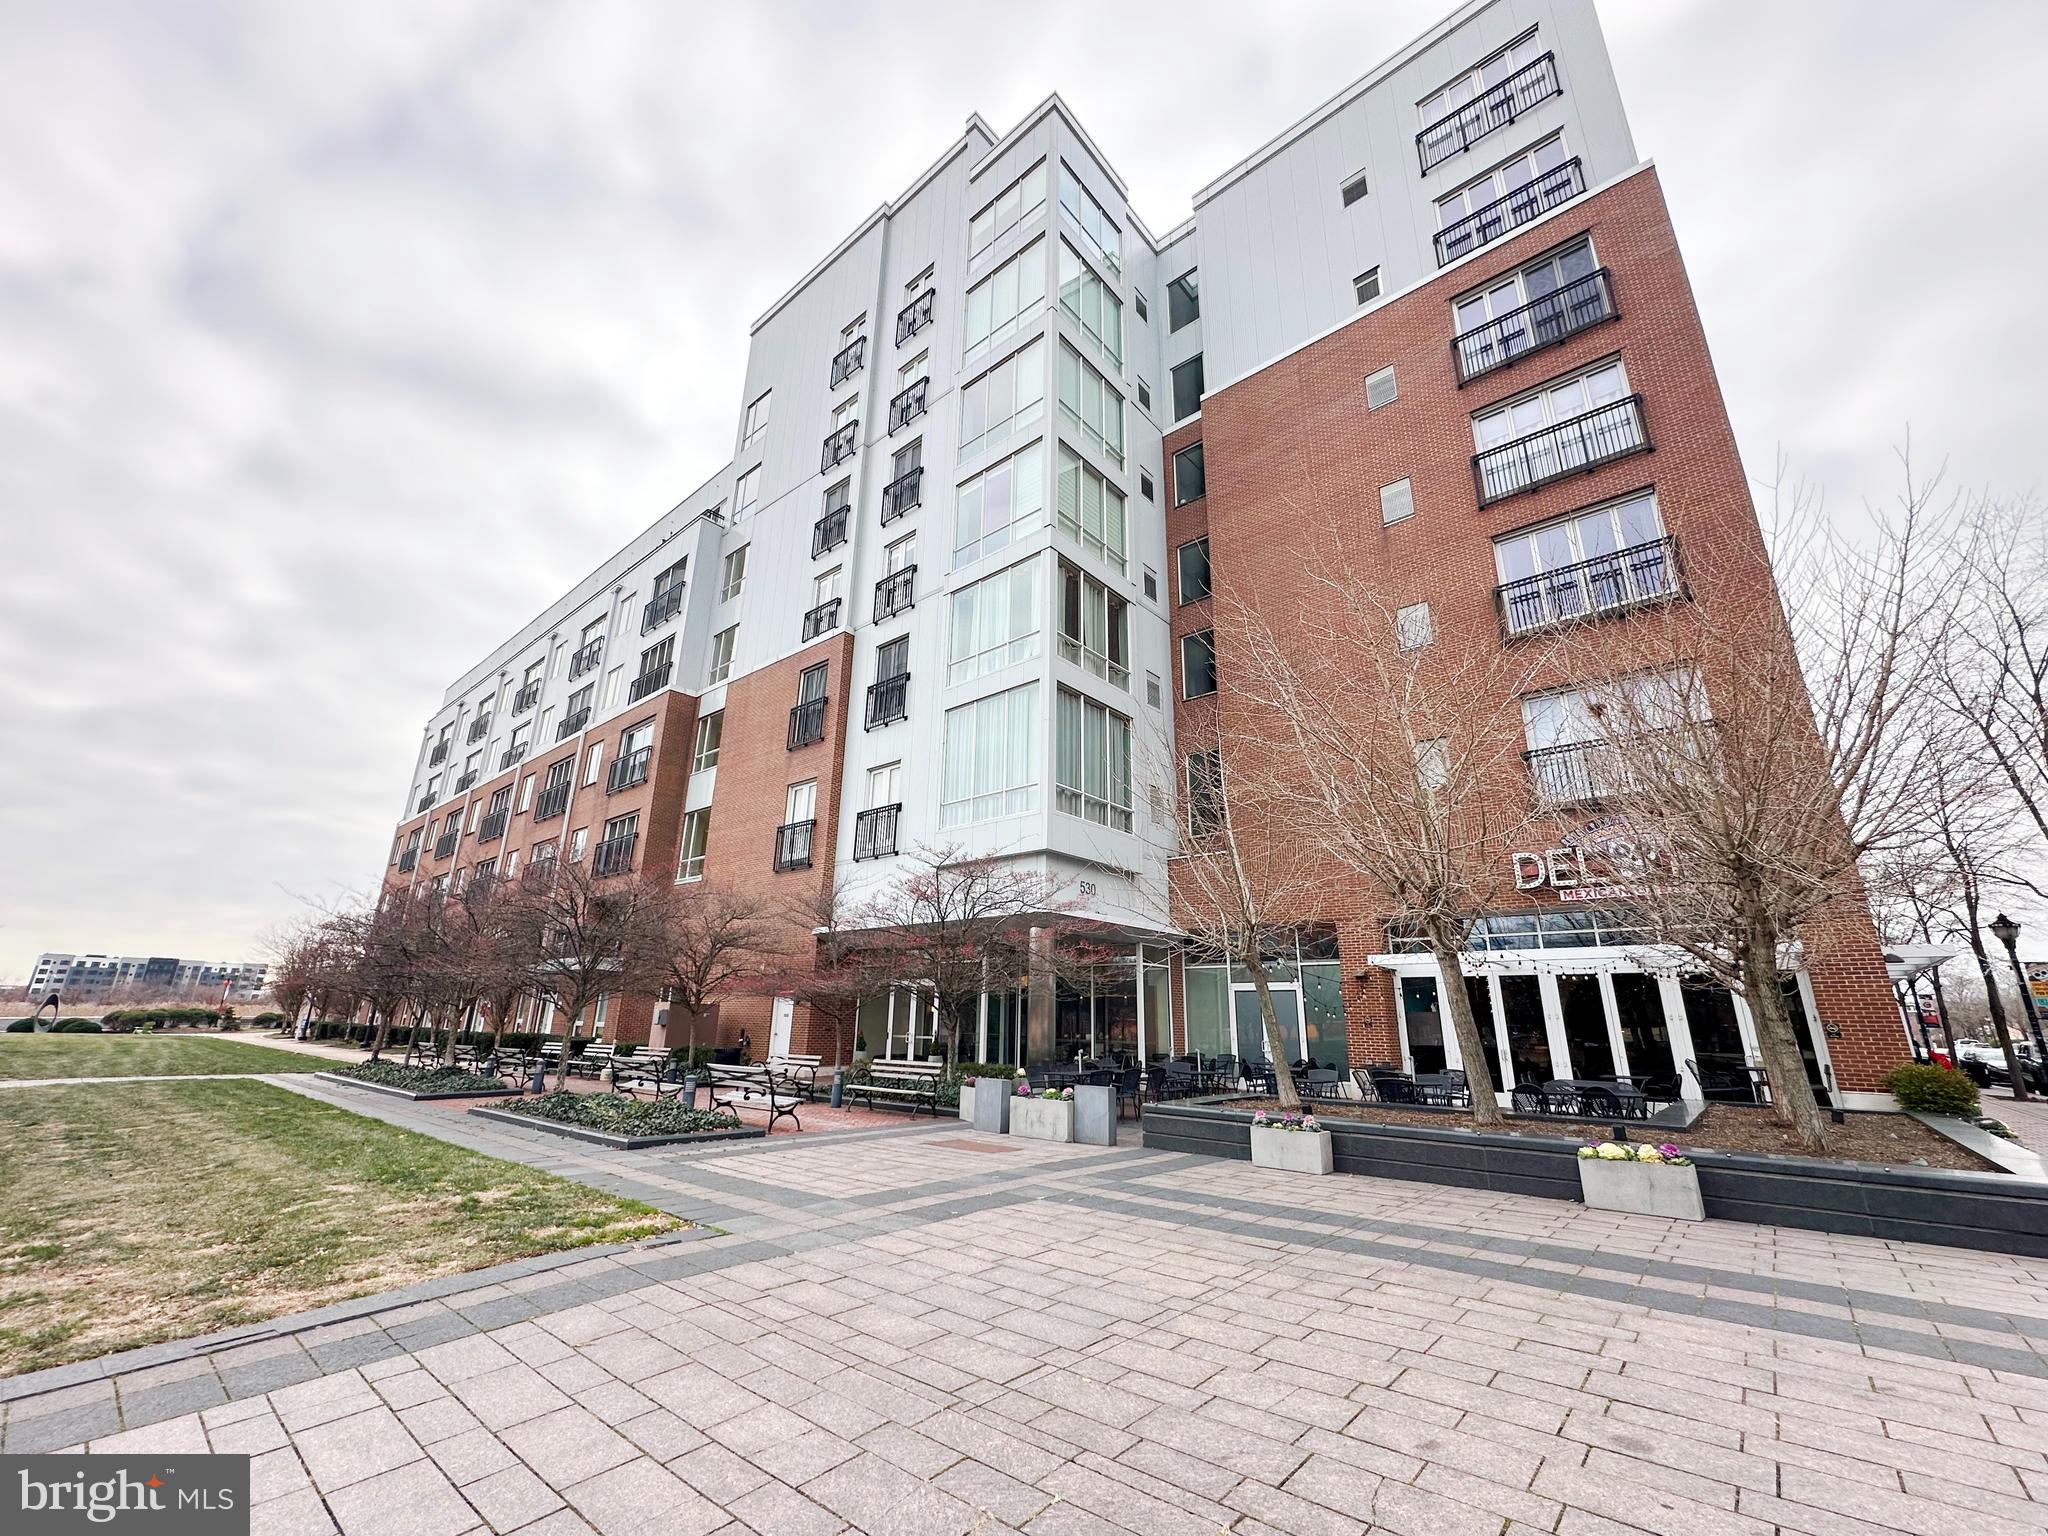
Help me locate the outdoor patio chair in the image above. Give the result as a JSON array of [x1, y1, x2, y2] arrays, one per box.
[[1304, 1068, 1342, 1101], [1117, 1066, 1143, 1119], [1351, 1068, 1380, 1102], [1510, 1083, 1546, 1113]]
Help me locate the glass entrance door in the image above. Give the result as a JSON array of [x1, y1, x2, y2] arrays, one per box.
[[1401, 975, 1447, 1074], [1612, 972, 1679, 1094], [1498, 973, 1550, 1084], [1231, 986, 1302, 1066], [1557, 973, 1617, 1079]]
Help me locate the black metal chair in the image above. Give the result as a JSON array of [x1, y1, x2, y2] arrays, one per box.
[[1303, 1068, 1343, 1101], [1117, 1066, 1143, 1119], [1511, 1083, 1546, 1113], [1374, 1072, 1421, 1105], [1542, 1080, 1585, 1115], [1351, 1068, 1381, 1103]]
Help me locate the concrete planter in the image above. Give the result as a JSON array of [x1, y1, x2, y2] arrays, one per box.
[[971, 1080, 1012, 1135], [1073, 1083, 1117, 1146], [1249, 1124, 1333, 1175], [1010, 1095, 1074, 1144], [1576, 1156, 1705, 1221], [957, 1082, 976, 1122]]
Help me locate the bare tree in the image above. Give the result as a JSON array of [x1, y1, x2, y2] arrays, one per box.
[[764, 874, 867, 1066], [654, 880, 781, 1064]]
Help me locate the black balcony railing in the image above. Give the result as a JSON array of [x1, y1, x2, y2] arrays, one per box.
[[466, 716, 489, 744], [498, 741, 528, 771], [591, 831, 637, 878], [568, 639, 604, 679], [512, 680, 540, 715], [888, 377, 930, 433], [1435, 157, 1585, 267], [477, 809, 509, 843], [865, 673, 908, 730], [398, 847, 419, 872], [628, 662, 673, 703], [788, 695, 828, 749], [896, 289, 934, 344], [434, 831, 459, 860], [642, 584, 683, 634], [557, 709, 589, 741], [830, 334, 867, 387], [812, 504, 849, 557], [607, 746, 651, 793], [454, 770, 478, 793], [416, 793, 433, 814], [875, 565, 916, 621], [882, 464, 923, 523], [1453, 268, 1616, 385], [1523, 722, 1713, 808], [773, 819, 816, 872], [1497, 536, 1683, 638], [1472, 393, 1648, 505], [534, 782, 570, 822], [854, 804, 901, 861], [429, 741, 449, 766], [801, 598, 842, 642], [820, 422, 858, 473], [1417, 53, 1562, 174]]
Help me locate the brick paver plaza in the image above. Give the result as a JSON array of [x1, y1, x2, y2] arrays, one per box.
[[8, 1074, 2048, 1535]]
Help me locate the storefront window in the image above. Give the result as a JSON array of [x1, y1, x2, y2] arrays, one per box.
[[1302, 964, 1347, 1069], [1557, 973, 1616, 1078], [1184, 965, 1229, 1057], [1141, 950, 1172, 1060], [1613, 972, 1677, 1091], [1402, 975, 1447, 1074], [1465, 976, 1504, 1090], [1680, 979, 1752, 1101], [1500, 974, 1550, 1083]]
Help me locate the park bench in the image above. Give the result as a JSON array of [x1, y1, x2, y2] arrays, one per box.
[[705, 1063, 804, 1133], [844, 1059, 944, 1118], [570, 1042, 617, 1079], [765, 1053, 822, 1100]]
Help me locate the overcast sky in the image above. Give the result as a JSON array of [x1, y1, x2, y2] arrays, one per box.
[[1, 0, 2043, 982]]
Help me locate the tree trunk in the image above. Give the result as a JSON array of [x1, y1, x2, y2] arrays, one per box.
[[368, 1007, 391, 1061], [1738, 916, 1828, 1150], [1243, 946, 1301, 1111], [1429, 937, 1504, 1127], [1970, 930, 2030, 1101]]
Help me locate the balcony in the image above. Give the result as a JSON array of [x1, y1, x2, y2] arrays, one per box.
[[477, 809, 509, 843], [453, 770, 478, 793], [812, 504, 849, 558], [434, 831, 458, 860], [853, 803, 901, 861], [1472, 394, 1648, 505], [1524, 722, 1712, 808], [466, 716, 490, 744], [415, 793, 433, 815], [628, 661, 673, 703], [556, 709, 589, 741], [875, 565, 916, 621], [428, 741, 449, 766], [830, 334, 867, 387], [498, 741, 528, 771], [568, 639, 603, 679], [882, 464, 923, 524], [1434, 157, 1585, 267], [512, 680, 540, 715], [1497, 537, 1683, 638], [896, 288, 934, 345], [773, 819, 816, 872], [1417, 53, 1562, 174], [788, 695, 828, 749], [607, 746, 651, 793], [820, 422, 858, 473], [865, 673, 908, 730], [801, 597, 842, 642], [534, 782, 570, 822], [398, 848, 419, 873], [642, 584, 683, 634], [888, 377, 930, 433], [591, 830, 638, 878], [1453, 268, 1616, 385]]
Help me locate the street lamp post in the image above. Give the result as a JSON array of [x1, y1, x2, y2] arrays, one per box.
[[1988, 913, 2048, 1066]]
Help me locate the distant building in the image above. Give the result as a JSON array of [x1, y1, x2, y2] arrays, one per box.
[[22, 953, 271, 1004]]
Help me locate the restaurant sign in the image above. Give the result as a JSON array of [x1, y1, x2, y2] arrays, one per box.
[[1512, 814, 1670, 899]]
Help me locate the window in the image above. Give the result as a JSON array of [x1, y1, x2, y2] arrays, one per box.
[[1170, 355, 1204, 421], [1341, 171, 1370, 207], [941, 682, 1040, 827], [1146, 672, 1162, 708], [517, 774, 534, 812], [570, 826, 588, 861], [948, 559, 1042, 684], [1143, 567, 1158, 601], [1452, 238, 1603, 378], [876, 634, 909, 681], [651, 556, 686, 601], [898, 350, 929, 389], [601, 666, 624, 712], [868, 761, 902, 808], [1493, 489, 1675, 634], [1056, 687, 1133, 831], [1418, 30, 1552, 168], [721, 546, 748, 601], [1472, 358, 1633, 462], [896, 286, 935, 344], [1177, 538, 1211, 603], [953, 440, 1047, 566], [1355, 267, 1382, 306], [1167, 270, 1200, 331], [884, 533, 915, 576], [1058, 162, 1122, 273], [785, 780, 818, 825], [1521, 667, 1702, 804], [1181, 630, 1216, 698], [811, 567, 843, 612], [1058, 561, 1129, 688], [1056, 446, 1127, 571], [1366, 365, 1398, 410], [1186, 750, 1223, 836], [742, 390, 771, 449], [1136, 378, 1151, 411], [1435, 136, 1572, 259], [1134, 290, 1148, 322], [708, 625, 736, 685], [796, 663, 827, 707], [677, 809, 710, 880], [1057, 342, 1124, 467], [692, 711, 723, 772], [969, 158, 1047, 266], [733, 465, 761, 519], [1380, 478, 1415, 526], [1140, 471, 1155, 501], [620, 718, 654, 759], [503, 849, 519, 878], [964, 238, 1045, 361], [832, 395, 859, 430], [958, 338, 1045, 462], [1057, 241, 1122, 365], [583, 742, 604, 786], [1173, 442, 1205, 505], [565, 683, 594, 724], [1396, 601, 1434, 650]]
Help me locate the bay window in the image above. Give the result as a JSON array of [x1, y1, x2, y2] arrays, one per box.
[[964, 239, 1046, 361], [940, 682, 1041, 827], [1057, 342, 1124, 466], [1056, 446, 1127, 571], [1058, 561, 1129, 688], [948, 560, 1042, 684], [1058, 242, 1122, 366], [1056, 687, 1133, 831], [953, 441, 1047, 566]]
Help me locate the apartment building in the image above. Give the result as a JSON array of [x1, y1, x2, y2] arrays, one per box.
[[379, 0, 1909, 1104], [23, 953, 272, 1003]]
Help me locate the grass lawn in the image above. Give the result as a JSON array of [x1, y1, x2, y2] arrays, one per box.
[[0, 1079, 679, 1374], [0, 1033, 332, 1080]]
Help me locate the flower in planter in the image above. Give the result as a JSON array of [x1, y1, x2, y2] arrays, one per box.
[[963, 1076, 977, 1086], [1252, 1110, 1271, 1127], [1595, 1142, 1632, 1160], [1578, 1139, 1693, 1166], [1300, 1115, 1320, 1132], [1015, 1080, 1032, 1097]]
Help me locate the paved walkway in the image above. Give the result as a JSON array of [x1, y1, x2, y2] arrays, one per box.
[[7, 1087, 2048, 1536], [1994, 1089, 2048, 1153]]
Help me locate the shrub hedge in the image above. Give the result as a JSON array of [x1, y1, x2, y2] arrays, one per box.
[[5, 1019, 35, 1033], [333, 1061, 508, 1095], [52, 1019, 104, 1033], [502, 1091, 742, 1137], [1884, 1062, 1982, 1117]]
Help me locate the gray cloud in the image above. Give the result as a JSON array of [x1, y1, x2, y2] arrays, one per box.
[[1, 0, 2041, 978]]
